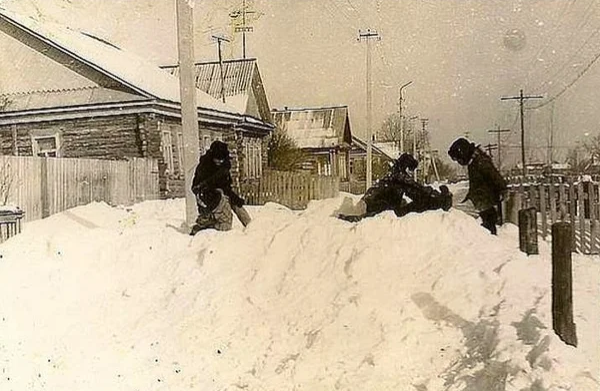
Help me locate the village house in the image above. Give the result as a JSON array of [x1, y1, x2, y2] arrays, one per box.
[[271, 105, 352, 180], [160, 58, 273, 191], [0, 9, 274, 198]]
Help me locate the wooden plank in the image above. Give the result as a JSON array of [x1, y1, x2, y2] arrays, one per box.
[[578, 181, 586, 253], [559, 183, 567, 221], [568, 177, 576, 249], [549, 177, 557, 225], [529, 184, 537, 211], [539, 183, 547, 239], [590, 184, 598, 254]]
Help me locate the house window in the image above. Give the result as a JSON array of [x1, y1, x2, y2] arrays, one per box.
[[161, 130, 174, 174], [32, 134, 60, 157]]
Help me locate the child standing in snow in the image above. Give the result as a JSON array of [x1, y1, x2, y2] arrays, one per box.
[[190, 141, 251, 235], [448, 137, 507, 235]]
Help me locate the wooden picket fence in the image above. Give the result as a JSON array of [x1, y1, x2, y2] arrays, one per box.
[[240, 171, 340, 210], [1, 156, 159, 222], [339, 180, 367, 195], [504, 178, 600, 254]]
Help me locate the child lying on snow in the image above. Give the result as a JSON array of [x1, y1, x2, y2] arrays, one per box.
[[337, 153, 453, 222]]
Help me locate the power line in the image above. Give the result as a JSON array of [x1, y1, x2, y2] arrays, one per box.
[[532, 17, 600, 96], [529, 47, 600, 110]]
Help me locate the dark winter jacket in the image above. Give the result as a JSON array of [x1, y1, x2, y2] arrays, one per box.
[[192, 142, 244, 210], [362, 168, 442, 216], [464, 148, 507, 211]]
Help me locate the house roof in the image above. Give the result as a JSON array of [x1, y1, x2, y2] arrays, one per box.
[[0, 7, 241, 115], [351, 135, 395, 160], [0, 86, 146, 112], [162, 59, 255, 99], [271, 105, 352, 149], [161, 58, 272, 122]]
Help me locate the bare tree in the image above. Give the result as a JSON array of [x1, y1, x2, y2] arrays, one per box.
[[267, 127, 306, 171]]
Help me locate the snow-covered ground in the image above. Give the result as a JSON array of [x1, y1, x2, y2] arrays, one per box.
[[0, 195, 598, 390]]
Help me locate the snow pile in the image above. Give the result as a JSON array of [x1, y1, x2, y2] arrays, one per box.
[[0, 197, 598, 390]]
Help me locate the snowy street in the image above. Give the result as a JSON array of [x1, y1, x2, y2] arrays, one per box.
[[0, 196, 598, 390]]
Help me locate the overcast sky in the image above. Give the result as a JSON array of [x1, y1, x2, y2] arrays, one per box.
[[2, 0, 600, 165]]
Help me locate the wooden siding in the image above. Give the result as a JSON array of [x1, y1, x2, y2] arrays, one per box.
[[1, 155, 159, 222]]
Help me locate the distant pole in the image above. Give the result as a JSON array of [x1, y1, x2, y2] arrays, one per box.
[[487, 126, 511, 171], [232, 0, 255, 59], [398, 80, 413, 155], [501, 89, 543, 177], [418, 118, 428, 182], [411, 117, 418, 180], [549, 101, 555, 167], [176, 0, 200, 228], [212, 35, 230, 103], [358, 29, 380, 189]]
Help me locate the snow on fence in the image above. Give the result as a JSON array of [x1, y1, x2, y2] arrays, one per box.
[[240, 170, 339, 210], [504, 178, 600, 254], [1, 156, 159, 222]]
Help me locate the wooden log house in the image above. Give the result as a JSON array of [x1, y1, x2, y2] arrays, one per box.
[[0, 9, 274, 199]]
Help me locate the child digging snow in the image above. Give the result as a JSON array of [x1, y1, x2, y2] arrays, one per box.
[[448, 137, 507, 235], [190, 141, 251, 235]]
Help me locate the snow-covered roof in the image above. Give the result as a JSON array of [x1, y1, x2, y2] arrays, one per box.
[[0, 7, 241, 114], [351, 135, 395, 160], [272, 106, 352, 149]]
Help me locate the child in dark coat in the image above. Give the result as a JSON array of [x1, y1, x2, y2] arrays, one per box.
[[339, 153, 452, 221], [448, 137, 507, 234], [190, 141, 250, 235]]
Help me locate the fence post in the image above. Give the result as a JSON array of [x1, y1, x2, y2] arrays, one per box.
[[577, 181, 586, 253], [40, 157, 50, 218], [568, 177, 577, 251], [519, 207, 538, 255], [508, 191, 522, 224], [551, 222, 578, 347]]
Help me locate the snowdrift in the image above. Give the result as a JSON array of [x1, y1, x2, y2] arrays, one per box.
[[0, 196, 598, 390]]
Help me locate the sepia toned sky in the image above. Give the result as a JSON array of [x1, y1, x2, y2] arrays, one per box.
[[2, 0, 600, 165]]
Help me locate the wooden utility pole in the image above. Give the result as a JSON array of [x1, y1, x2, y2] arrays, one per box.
[[417, 118, 428, 182], [212, 35, 230, 103], [501, 89, 543, 177], [358, 29, 379, 189], [549, 101, 555, 167], [176, 0, 200, 228], [398, 80, 412, 155], [487, 126, 511, 171]]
